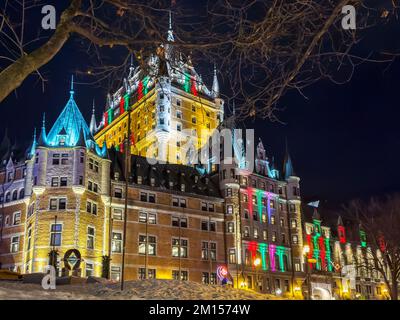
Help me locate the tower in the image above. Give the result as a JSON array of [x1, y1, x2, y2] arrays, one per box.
[[92, 13, 224, 165], [337, 216, 346, 244], [23, 78, 111, 276]]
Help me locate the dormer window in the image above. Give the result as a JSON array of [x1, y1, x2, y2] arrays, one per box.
[[137, 176, 142, 184], [59, 136, 66, 146], [150, 177, 155, 186], [181, 184, 185, 192]]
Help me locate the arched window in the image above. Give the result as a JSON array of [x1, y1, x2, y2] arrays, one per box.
[[19, 188, 24, 199], [12, 190, 18, 201], [5, 192, 11, 202]]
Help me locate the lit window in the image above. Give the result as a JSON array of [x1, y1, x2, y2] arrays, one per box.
[[10, 236, 19, 253], [87, 227, 95, 249], [86, 263, 94, 277], [138, 235, 156, 255], [111, 266, 121, 281], [13, 212, 21, 225], [112, 208, 123, 220], [172, 238, 188, 258], [111, 232, 122, 253]]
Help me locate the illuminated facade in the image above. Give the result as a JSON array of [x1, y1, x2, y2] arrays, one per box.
[[302, 208, 387, 300], [0, 84, 111, 276], [92, 20, 223, 164], [218, 136, 304, 298]]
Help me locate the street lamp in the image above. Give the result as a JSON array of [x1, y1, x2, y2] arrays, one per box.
[[303, 245, 312, 300], [254, 257, 261, 292]]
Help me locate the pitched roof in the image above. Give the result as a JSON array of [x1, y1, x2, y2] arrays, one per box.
[[46, 89, 92, 148], [109, 148, 222, 199]]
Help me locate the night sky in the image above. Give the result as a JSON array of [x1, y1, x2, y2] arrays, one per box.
[[1, 5, 400, 211]]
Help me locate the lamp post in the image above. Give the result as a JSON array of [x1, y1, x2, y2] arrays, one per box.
[[254, 257, 261, 292], [303, 245, 312, 300]]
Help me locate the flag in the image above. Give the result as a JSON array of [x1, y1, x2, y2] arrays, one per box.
[[307, 200, 320, 208]]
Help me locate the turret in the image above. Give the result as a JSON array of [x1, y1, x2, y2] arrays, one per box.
[[37, 113, 47, 147], [154, 73, 172, 162], [211, 65, 219, 98], [337, 216, 346, 244], [90, 100, 97, 135], [211, 65, 224, 124], [283, 141, 300, 199]]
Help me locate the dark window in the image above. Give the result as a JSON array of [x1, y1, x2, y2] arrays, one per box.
[[209, 221, 216, 232], [114, 188, 123, 198], [52, 154, 60, 165], [50, 224, 62, 246], [58, 198, 66, 210], [201, 221, 208, 231], [60, 177, 67, 187]]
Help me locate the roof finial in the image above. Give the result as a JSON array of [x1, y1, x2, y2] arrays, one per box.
[[211, 63, 219, 98], [70, 75, 75, 96], [42, 113, 46, 128], [167, 10, 174, 42], [92, 99, 95, 114], [33, 127, 37, 141], [232, 100, 236, 115]]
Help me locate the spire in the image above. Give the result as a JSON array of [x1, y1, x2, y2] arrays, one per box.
[[76, 127, 86, 147], [211, 64, 220, 98], [312, 208, 321, 221], [46, 82, 92, 147], [128, 54, 135, 78], [90, 99, 97, 135], [38, 113, 47, 146], [70, 75, 75, 97], [337, 215, 344, 226], [0, 127, 10, 152], [167, 10, 174, 42], [283, 139, 296, 179], [28, 128, 37, 159]]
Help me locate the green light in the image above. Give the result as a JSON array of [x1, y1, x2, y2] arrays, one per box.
[[143, 76, 149, 95], [256, 189, 263, 221], [108, 109, 113, 124], [313, 219, 321, 236], [184, 73, 190, 93], [325, 238, 332, 272], [124, 93, 130, 112], [360, 230, 367, 248], [258, 243, 268, 271], [276, 246, 285, 272]]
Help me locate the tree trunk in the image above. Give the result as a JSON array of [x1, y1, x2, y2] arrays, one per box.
[[391, 281, 398, 300], [0, 0, 81, 103]]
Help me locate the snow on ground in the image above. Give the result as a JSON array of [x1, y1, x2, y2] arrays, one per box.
[[0, 279, 285, 300]]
